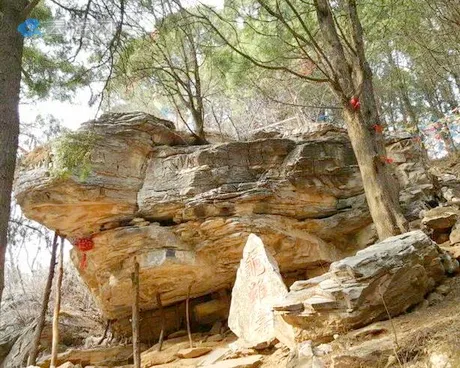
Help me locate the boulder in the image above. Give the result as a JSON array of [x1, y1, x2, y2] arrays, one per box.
[[57, 363, 81, 368], [228, 234, 288, 347], [422, 206, 459, 230], [273, 231, 453, 347]]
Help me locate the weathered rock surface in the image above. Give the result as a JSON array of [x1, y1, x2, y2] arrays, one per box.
[[37, 345, 143, 368], [273, 231, 455, 348], [14, 113, 437, 322], [176, 347, 212, 359], [203, 355, 263, 368], [228, 234, 288, 347], [450, 222, 460, 244], [422, 206, 459, 230]]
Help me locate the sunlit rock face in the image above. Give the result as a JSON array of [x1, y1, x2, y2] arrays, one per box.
[[14, 113, 435, 320]]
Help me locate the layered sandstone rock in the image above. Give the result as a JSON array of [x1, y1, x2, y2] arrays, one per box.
[[14, 113, 436, 323], [272, 231, 457, 348]]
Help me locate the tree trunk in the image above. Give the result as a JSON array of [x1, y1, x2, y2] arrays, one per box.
[[50, 237, 64, 368], [191, 108, 207, 144], [28, 232, 59, 366], [343, 109, 407, 238], [131, 259, 140, 368], [314, 0, 407, 239], [0, 0, 27, 308]]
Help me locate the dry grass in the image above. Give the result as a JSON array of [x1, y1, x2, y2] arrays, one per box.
[[1, 261, 102, 332]]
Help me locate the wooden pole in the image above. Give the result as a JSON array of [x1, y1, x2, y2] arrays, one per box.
[[156, 292, 165, 352], [132, 259, 141, 368], [186, 283, 193, 349], [50, 237, 65, 368], [28, 232, 59, 366]]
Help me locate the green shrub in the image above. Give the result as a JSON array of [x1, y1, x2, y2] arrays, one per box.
[[52, 130, 98, 180]]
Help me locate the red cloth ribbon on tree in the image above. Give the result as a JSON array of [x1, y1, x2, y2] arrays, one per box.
[[373, 124, 384, 133], [350, 97, 361, 110], [75, 237, 94, 269], [380, 156, 394, 164]]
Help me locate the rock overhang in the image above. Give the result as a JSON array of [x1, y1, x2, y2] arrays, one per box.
[[14, 112, 437, 320]]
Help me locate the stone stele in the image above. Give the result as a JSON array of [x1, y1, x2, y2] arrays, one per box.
[[228, 234, 288, 347]]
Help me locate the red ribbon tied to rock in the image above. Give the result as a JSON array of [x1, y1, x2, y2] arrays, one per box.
[[75, 236, 94, 269]]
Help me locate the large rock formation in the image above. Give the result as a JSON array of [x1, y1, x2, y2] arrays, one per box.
[[14, 112, 436, 332], [273, 231, 458, 349]]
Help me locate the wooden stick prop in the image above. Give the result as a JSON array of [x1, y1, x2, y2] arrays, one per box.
[[186, 283, 193, 349], [156, 292, 165, 352], [50, 236, 65, 368], [28, 232, 59, 366], [132, 259, 141, 368]]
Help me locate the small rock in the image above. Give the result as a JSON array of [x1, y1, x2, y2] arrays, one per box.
[[449, 222, 460, 244], [427, 292, 444, 306], [130, 217, 147, 225], [203, 355, 263, 367], [199, 347, 231, 366], [429, 352, 451, 368], [58, 363, 81, 368], [252, 339, 277, 350], [422, 207, 458, 230], [207, 334, 224, 342], [384, 355, 396, 368], [141, 348, 178, 367], [441, 253, 460, 274], [177, 347, 213, 359], [414, 299, 429, 311], [290, 341, 324, 368], [298, 341, 314, 358], [313, 344, 332, 357], [226, 348, 258, 359], [436, 284, 451, 295], [442, 245, 460, 260], [168, 330, 188, 339], [209, 321, 223, 335]]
